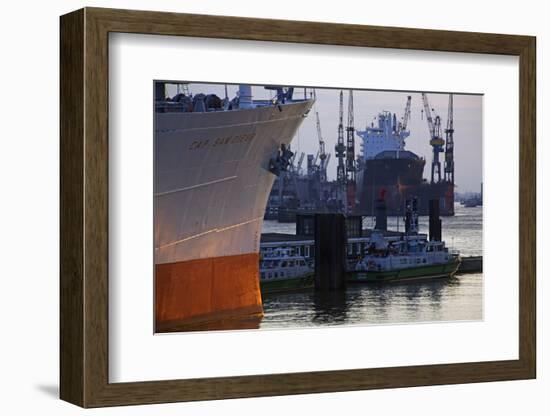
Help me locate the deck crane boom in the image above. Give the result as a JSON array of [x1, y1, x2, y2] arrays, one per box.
[[444, 94, 455, 184], [345, 90, 356, 211], [421, 92, 444, 183]]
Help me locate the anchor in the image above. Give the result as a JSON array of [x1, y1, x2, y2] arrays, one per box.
[[269, 144, 294, 176]]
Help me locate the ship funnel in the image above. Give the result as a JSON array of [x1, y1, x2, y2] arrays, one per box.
[[238, 84, 253, 108]]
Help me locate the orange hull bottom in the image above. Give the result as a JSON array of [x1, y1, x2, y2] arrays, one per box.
[[155, 253, 263, 332]]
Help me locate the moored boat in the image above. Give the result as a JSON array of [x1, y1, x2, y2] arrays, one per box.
[[260, 248, 314, 294], [351, 232, 461, 283]]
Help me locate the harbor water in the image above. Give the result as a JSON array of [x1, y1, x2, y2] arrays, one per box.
[[259, 203, 482, 329]]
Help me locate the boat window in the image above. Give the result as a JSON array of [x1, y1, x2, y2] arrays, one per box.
[[261, 272, 265, 279], [281, 261, 287, 268], [305, 246, 310, 257], [288, 260, 294, 267]]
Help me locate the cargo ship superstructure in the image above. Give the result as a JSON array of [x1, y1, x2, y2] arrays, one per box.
[[356, 95, 454, 216], [154, 83, 314, 331]]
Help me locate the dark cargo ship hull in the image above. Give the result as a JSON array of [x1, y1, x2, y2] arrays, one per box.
[[357, 157, 454, 216]]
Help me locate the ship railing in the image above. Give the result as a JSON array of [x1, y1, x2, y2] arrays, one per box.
[[155, 102, 228, 113], [155, 102, 189, 113], [253, 98, 313, 106]]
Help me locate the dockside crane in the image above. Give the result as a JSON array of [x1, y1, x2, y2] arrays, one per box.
[[312, 151, 320, 173], [288, 151, 297, 172], [315, 111, 328, 182], [346, 90, 356, 211], [444, 94, 454, 184], [335, 91, 346, 202], [421, 92, 444, 183], [325, 153, 331, 170], [307, 154, 316, 176], [296, 152, 305, 175], [399, 96, 412, 134]]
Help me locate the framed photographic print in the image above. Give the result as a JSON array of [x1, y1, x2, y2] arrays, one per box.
[[60, 7, 536, 408]]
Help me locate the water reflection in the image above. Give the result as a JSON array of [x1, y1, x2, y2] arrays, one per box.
[[311, 290, 350, 324], [260, 274, 482, 329], [254, 204, 482, 330], [164, 274, 482, 333]]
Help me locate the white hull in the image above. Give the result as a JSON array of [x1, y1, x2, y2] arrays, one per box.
[[154, 100, 314, 265]]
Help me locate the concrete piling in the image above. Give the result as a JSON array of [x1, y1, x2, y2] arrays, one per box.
[[429, 199, 442, 241], [314, 213, 347, 291], [375, 196, 388, 231]]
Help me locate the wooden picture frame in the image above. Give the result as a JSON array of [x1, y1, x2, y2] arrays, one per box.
[[60, 7, 536, 408]]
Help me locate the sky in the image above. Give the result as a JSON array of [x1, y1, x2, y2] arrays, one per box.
[[167, 83, 483, 193]]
